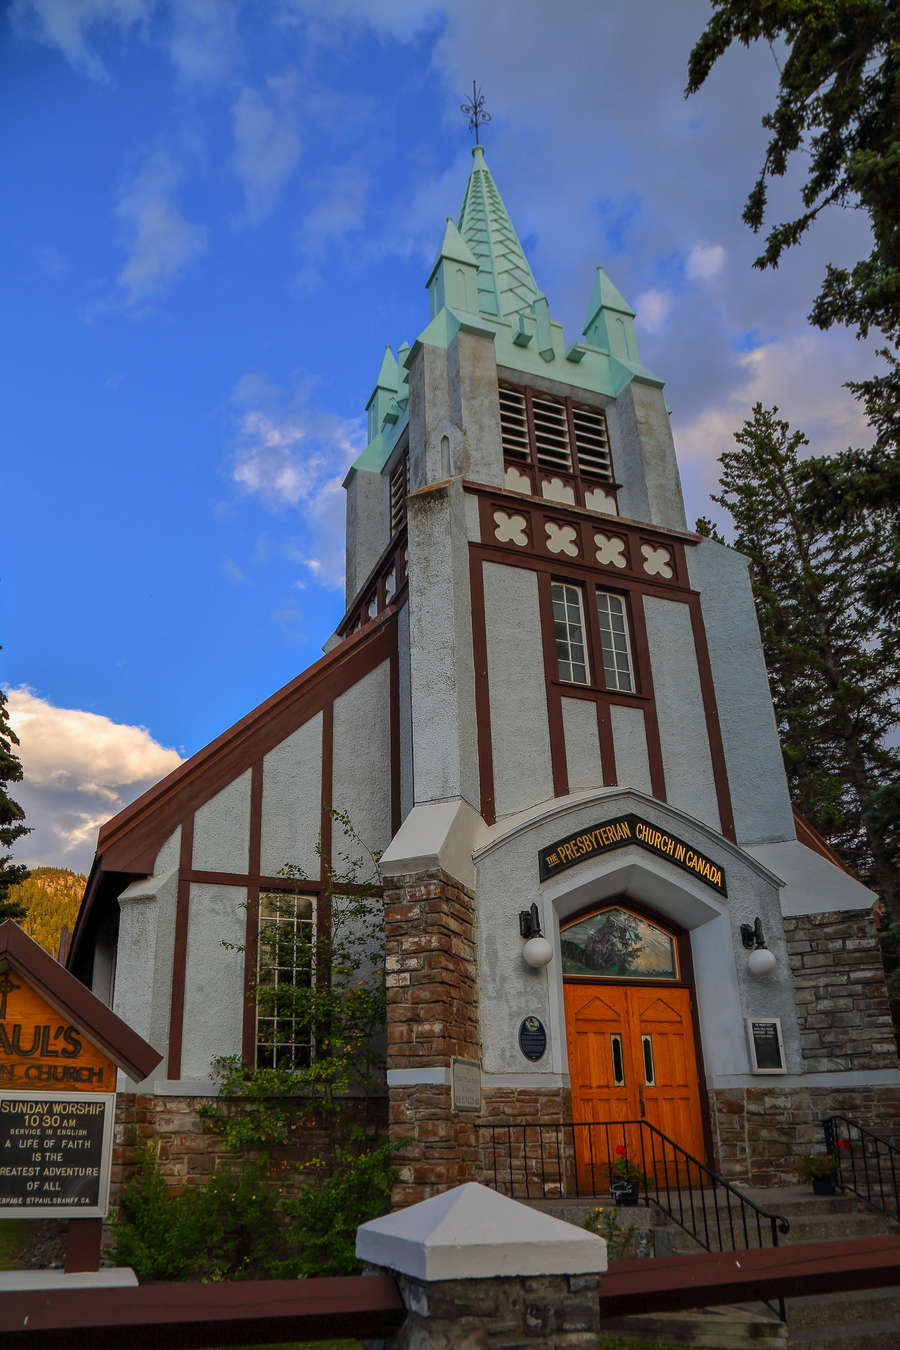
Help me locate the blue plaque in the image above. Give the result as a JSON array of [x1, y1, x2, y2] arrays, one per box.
[[518, 1016, 547, 1062]]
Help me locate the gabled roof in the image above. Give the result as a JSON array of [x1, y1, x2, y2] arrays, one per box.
[[457, 145, 541, 319]]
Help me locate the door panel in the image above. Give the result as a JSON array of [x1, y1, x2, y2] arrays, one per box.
[[564, 981, 705, 1185]]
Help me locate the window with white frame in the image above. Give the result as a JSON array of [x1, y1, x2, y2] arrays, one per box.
[[256, 891, 314, 1070], [551, 582, 589, 684], [595, 591, 634, 692]]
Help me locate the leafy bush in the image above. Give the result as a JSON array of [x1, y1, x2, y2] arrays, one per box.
[[282, 1141, 401, 1277]]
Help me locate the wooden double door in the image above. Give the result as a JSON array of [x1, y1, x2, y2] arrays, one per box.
[[564, 982, 706, 1174]]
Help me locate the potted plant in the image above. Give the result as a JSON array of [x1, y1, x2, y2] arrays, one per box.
[[609, 1145, 649, 1206], [795, 1151, 841, 1195]]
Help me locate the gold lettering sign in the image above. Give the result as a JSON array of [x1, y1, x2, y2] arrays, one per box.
[[539, 813, 726, 895], [0, 974, 115, 1092]]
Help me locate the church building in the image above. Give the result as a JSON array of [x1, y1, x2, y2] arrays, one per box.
[[69, 143, 899, 1197]]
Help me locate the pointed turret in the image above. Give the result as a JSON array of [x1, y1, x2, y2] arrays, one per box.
[[583, 266, 640, 364], [426, 218, 480, 318], [457, 144, 541, 319], [366, 345, 400, 442]]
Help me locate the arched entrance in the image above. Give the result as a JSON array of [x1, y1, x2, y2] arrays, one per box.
[[562, 898, 706, 1165]]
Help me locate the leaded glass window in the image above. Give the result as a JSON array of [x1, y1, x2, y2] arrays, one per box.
[[256, 891, 314, 1069], [551, 581, 589, 684], [561, 906, 678, 979]]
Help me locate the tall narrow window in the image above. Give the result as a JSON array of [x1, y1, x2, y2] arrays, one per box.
[[532, 397, 572, 472], [595, 591, 634, 692], [389, 456, 408, 536], [256, 892, 314, 1070], [571, 405, 611, 479], [551, 582, 589, 684], [499, 387, 529, 461]]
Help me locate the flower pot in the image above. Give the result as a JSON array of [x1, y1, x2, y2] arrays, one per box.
[[811, 1175, 836, 1196], [612, 1180, 640, 1207]]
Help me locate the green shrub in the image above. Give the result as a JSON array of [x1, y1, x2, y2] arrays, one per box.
[[282, 1141, 401, 1277]]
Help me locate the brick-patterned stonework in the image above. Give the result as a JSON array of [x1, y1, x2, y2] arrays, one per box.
[[710, 907, 900, 1186], [384, 868, 481, 1206], [784, 908, 897, 1074]]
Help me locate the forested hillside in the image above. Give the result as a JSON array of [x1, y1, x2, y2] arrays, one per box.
[[7, 868, 85, 956]]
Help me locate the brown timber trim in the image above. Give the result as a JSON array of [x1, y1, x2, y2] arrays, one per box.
[[318, 701, 334, 971], [536, 571, 569, 798], [389, 644, 401, 834], [597, 700, 617, 785], [687, 594, 736, 844], [469, 551, 496, 824], [166, 813, 194, 1080], [627, 593, 666, 800], [242, 761, 263, 1063]]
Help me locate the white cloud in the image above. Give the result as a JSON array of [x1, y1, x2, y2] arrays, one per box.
[[115, 151, 207, 306], [6, 688, 183, 871], [8, 0, 152, 81], [166, 0, 240, 84], [232, 75, 302, 223], [686, 243, 725, 282], [230, 377, 365, 588], [635, 288, 674, 335]]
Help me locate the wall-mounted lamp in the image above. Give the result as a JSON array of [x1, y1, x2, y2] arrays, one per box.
[[741, 916, 777, 975], [519, 902, 553, 968]]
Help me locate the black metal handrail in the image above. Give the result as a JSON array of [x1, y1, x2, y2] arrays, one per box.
[[824, 1114, 900, 1224], [477, 1117, 790, 1321]]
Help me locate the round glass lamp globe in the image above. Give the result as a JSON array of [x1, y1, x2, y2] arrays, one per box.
[[747, 946, 777, 976], [522, 936, 553, 968]]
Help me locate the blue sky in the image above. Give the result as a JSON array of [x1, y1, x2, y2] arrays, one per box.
[[1, 0, 878, 870]]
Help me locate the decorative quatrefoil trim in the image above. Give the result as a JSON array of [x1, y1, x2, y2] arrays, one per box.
[[594, 533, 627, 568], [504, 465, 532, 494], [584, 486, 617, 514], [493, 510, 528, 546], [641, 543, 674, 578], [545, 521, 579, 557]]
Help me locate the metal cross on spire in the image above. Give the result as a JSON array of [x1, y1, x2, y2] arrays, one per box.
[[460, 81, 491, 145]]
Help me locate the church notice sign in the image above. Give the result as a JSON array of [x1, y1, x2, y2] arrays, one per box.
[[0, 969, 117, 1092], [0, 1092, 114, 1217], [539, 813, 727, 896]]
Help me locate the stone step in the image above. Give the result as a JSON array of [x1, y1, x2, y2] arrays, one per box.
[[600, 1304, 786, 1348], [787, 1321, 900, 1348], [658, 1211, 893, 1253], [783, 1285, 900, 1329]]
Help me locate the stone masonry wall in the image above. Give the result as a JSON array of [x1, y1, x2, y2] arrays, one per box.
[[384, 868, 480, 1206], [783, 907, 897, 1074]]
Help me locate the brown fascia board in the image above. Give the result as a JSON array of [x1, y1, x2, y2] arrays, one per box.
[[792, 806, 856, 878], [70, 609, 399, 966], [0, 921, 162, 1083]]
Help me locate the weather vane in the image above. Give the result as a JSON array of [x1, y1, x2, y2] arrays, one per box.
[[461, 81, 491, 145]]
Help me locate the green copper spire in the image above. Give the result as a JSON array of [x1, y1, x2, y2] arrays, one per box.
[[457, 144, 540, 319], [583, 265, 640, 364]]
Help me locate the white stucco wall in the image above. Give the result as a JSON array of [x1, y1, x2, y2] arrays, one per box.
[[398, 601, 414, 824], [332, 658, 393, 857], [561, 697, 603, 792], [192, 771, 251, 874], [482, 561, 553, 817], [180, 883, 246, 1079], [685, 539, 795, 847], [609, 704, 652, 794], [154, 826, 181, 875], [260, 712, 323, 879], [643, 595, 720, 831]]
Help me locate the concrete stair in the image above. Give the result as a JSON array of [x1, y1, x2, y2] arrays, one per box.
[[526, 1185, 900, 1347]]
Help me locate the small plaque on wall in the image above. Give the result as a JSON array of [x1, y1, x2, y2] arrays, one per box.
[[519, 1016, 548, 1063], [451, 1058, 481, 1112], [746, 1018, 786, 1074]]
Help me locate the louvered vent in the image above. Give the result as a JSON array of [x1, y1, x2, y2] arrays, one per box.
[[499, 387, 530, 461], [572, 406, 612, 480], [389, 457, 407, 536], [532, 397, 572, 472]]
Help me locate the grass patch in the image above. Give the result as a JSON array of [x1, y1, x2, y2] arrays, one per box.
[[0, 1220, 27, 1271]]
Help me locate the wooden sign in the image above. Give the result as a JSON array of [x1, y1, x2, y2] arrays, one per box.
[[539, 813, 727, 896], [0, 974, 116, 1092]]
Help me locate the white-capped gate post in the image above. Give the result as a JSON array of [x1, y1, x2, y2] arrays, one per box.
[[356, 1182, 607, 1349]]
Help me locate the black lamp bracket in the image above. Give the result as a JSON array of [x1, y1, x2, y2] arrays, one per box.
[[741, 917, 766, 950], [519, 903, 543, 940]]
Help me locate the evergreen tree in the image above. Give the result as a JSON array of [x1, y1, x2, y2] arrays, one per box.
[[0, 687, 29, 922], [705, 404, 900, 922]]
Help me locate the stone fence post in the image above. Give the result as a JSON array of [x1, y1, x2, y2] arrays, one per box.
[[356, 1181, 607, 1349]]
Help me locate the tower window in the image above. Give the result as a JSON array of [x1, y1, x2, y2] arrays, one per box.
[[499, 387, 529, 461], [571, 405, 612, 479], [389, 455, 408, 536], [551, 582, 589, 685], [595, 591, 634, 692], [532, 397, 572, 472], [499, 384, 615, 511], [256, 892, 314, 1070]]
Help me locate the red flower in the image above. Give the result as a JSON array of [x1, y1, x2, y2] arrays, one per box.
[[838, 1139, 851, 1150], [615, 1145, 628, 1158]]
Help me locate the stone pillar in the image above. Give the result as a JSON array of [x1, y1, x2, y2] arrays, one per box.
[[384, 868, 481, 1206], [357, 1181, 606, 1350]]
